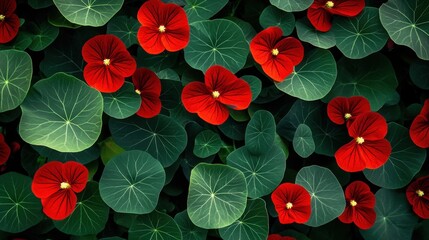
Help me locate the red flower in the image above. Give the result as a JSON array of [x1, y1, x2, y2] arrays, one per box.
[[335, 112, 392, 172], [137, 0, 190, 54], [181, 65, 252, 125], [0, 133, 10, 166], [271, 183, 311, 224], [268, 234, 296, 240], [307, 0, 365, 32], [31, 161, 88, 220], [327, 96, 371, 127], [0, 0, 19, 44], [132, 68, 162, 118], [406, 176, 429, 219], [338, 181, 376, 229], [410, 99, 429, 148], [249, 27, 304, 82], [82, 34, 136, 93]]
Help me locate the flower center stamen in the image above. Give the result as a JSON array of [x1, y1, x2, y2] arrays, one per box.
[[159, 25, 166, 33], [60, 182, 71, 189], [350, 200, 357, 207], [356, 137, 365, 144], [344, 113, 352, 120], [0, 15, 5, 21], [286, 202, 293, 209], [212, 91, 220, 98], [135, 89, 141, 95], [103, 58, 111, 66], [416, 189, 424, 197], [272, 48, 279, 56], [325, 1, 334, 8]]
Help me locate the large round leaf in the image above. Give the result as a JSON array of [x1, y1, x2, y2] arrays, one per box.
[[410, 59, 429, 90], [269, 0, 313, 12], [32, 145, 100, 165], [275, 49, 337, 101], [106, 16, 139, 48], [184, 0, 228, 23], [185, 19, 249, 73], [293, 124, 315, 158], [259, 6, 295, 36], [109, 115, 187, 167], [19, 73, 103, 152], [28, 21, 59, 52], [193, 130, 222, 158], [129, 211, 182, 240], [363, 123, 426, 189], [187, 163, 248, 229], [379, 0, 429, 60], [174, 210, 208, 240], [296, 18, 336, 49], [99, 150, 166, 214], [0, 50, 32, 113], [245, 110, 276, 155], [295, 165, 345, 227], [0, 172, 43, 233], [103, 82, 141, 119]]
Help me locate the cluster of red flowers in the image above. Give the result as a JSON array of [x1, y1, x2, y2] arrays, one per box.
[[410, 99, 429, 148], [406, 175, 429, 219], [0, 0, 19, 44]]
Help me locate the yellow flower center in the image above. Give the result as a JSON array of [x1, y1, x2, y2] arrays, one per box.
[[272, 48, 279, 56], [212, 91, 220, 98], [286, 202, 293, 209], [350, 200, 357, 207], [356, 137, 365, 144], [60, 182, 71, 189], [159, 25, 166, 33], [0, 15, 5, 21], [344, 113, 352, 120], [103, 58, 111, 66], [325, 1, 334, 8], [135, 89, 141, 95], [416, 189, 424, 197]]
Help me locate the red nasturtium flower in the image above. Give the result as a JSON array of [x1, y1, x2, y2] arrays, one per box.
[[338, 181, 376, 229], [0, 0, 19, 44], [335, 112, 392, 172], [268, 234, 296, 240], [132, 68, 162, 118], [410, 99, 429, 148], [82, 34, 137, 93], [0, 133, 10, 166], [327, 96, 371, 127], [249, 26, 304, 82], [181, 65, 252, 125], [406, 176, 429, 219], [137, 0, 190, 54], [271, 183, 312, 224], [307, 0, 365, 32], [32, 161, 89, 220]]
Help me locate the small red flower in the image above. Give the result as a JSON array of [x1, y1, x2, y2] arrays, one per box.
[[410, 99, 429, 148], [0, 133, 11, 166], [335, 112, 392, 172], [271, 183, 311, 224], [82, 34, 137, 93], [249, 27, 304, 82], [406, 176, 429, 219], [0, 0, 19, 44], [307, 0, 365, 32], [327, 96, 371, 127], [137, 0, 190, 54], [338, 181, 376, 229], [31, 161, 88, 220], [268, 234, 296, 240], [181, 65, 252, 125], [132, 68, 162, 118]]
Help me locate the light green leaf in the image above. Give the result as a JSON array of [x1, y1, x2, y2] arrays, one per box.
[[245, 110, 276, 155], [102, 82, 141, 119], [269, 0, 314, 12], [296, 18, 336, 49], [129, 211, 182, 240], [293, 124, 315, 158], [184, 0, 228, 23], [174, 210, 208, 240], [28, 21, 59, 52], [193, 130, 222, 158], [259, 5, 295, 36]]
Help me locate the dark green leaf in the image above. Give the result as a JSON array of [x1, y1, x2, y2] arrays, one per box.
[[296, 18, 336, 49], [293, 124, 315, 158], [107, 16, 140, 48], [241, 75, 262, 101], [269, 0, 313, 12], [28, 21, 59, 51], [259, 6, 295, 36], [193, 130, 222, 158], [184, 0, 228, 23], [28, 0, 53, 9], [137, 48, 179, 72], [129, 211, 182, 240], [103, 82, 141, 119], [32, 145, 100, 165], [410, 59, 429, 90], [245, 110, 276, 155], [174, 210, 208, 240]]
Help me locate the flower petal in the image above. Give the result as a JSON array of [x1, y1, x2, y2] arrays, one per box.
[[0, 14, 20, 44], [348, 112, 388, 140], [250, 26, 282, 65], [62, 161, 88, 194], [41, 190, 77, 220], [0, 134, 10, 166], [181, 81, 213, 113], [132, 68, 162, 96], [197, 101, 230, 125], [338, 205, 354, 223], [32, 161, 64, 199], [361, 139, 391, 169], [83, 63, 124, 93], [410, 115, 429, 148], [137, 26, 165, 54], [108, 50, 137, 78], [137, 0, 160, 27], [307, 7, 332, 32], [406, 176, 429, 219], [327, 96, 349, 125], [329, 0, 365, 17], [354, 207, 376, 229], [136, 93, 162, 118], [335, 140, 367, 172], [82, 34, 127, 63], [420, 99, 429, 119], [261, 54, 294, 82], [346, 181, 375, 208], [218, 79, 252, 110], [271, 183, 311, 224], [161, 28, 190, 52], [275, 37, 304, 66]]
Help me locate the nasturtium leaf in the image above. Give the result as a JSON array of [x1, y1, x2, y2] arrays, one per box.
[[185, 19, 249, 73], [379, 0, 429, 60], [174, 210, 208, 240], [360, 188, 418, 240], [184, 0, 228, 23], [331, 7, 388, 59], [219, 198, 269, 240], [260, 6, 295, 36], [32, 144, 100, 165], [218, 117, 247, 141], [0, 172, 43, 233], [54, 182, 109, 236], [364, 123, 426, 189], [106, 16, 139, 48], [19, 73, 103, 152], [245, 110, 276, 155], [226, 17, 257, 43], [187, 163, 248, 229], [109, 115, 187, 167], [293, 124, 315, 158], [137, 48, 179, 72], [99, 150, 166, 214], [323, 53, 397, 111], [295, 165, 346, 227], [48, 10, 81, 29], [193, 130, 222, 158], [241, 75, 262, 101], [53, 0, 124, 27], [99, 137, 124, 165], [269, 0, 314, 12], [410, 59, 429, 90], [129, 211, 182, 240], [0, 32, 34, 51], [27, 21, 59, 52], [157, 68, 180, 81], [295, 18, 336, 49], [227, 145, 286, 199], [28, 0, 53, 9], [230, 109, 250, 122], [160, 79, 182, 111], [0, 50, 32, 113], [102, 82, 141, 119], [275, 49, 337, 101]]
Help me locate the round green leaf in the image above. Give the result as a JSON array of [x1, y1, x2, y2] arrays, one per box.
[[380, 0, 429, 60], [157, 68, 180, 81], [28, 21, 59, 51], [32, 145, 100, 165], [259, 6, 295, 36], [295, 165, 345, 227], [99, 150, 166, 214], [137, 48, 179, 72], [363, 123, 426, 189], [410, 59, 429, 90], [185, 19, 249, 73], [28, 0, 53, 9], [48, 10, 81, 29], [219, 198, 269, 240], [0, 50, 32, 113], [19, 73, 103, 152], [174, 210, 208, 240], [0, 172, 43, 233], [53, 0, 124, 27], [275, 49, 337, 101], [296, 18, 336, 49], [160, 79, 182, 110], [187, 163, 248, 229], [106, 16, 139, 48], [241, 75, 262, 101], [102, 82, 141, 119], [269, 0, 313, 12], [226, 17, 257, 44], [184, 0, 228, 23], [193, 130, 222, 158], [293, 124, 315, 158], [218, 117, 247, 141], [129, 211, 182, 240], [245, 110, 276, 155]]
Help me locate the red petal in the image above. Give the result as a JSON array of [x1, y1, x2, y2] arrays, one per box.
[[271, 183, 311, 224], [250, 26, 282, 65], [338, 205, 354, 223], [262, 55, 294, 82], [197, 101, 230, 125], [412, 199, 429, 219], [204, 65, 238, 91], [137, 0, 160, 27], [348, 112, 388, 140], [161, 28, 190, 52], [181, 81, 213, 113], [137, 27, 165, 54], [307, 7, 332, 32], [346, 96, 371, 126], [410, 115, 429, 148], [132, 68, 161, 96], [327, 97, 349, 125], [335, 140, 367, 172], [83, 63, 124, 93], [136, 93, 162, 118], [346, 181, 375, 208], [329, 0, 365, 17], [0, 0, 16, 16], [159, 4, 189, 52], [32, 161, 63, 199], [108, 51, 137, 78], [267, 234, 296, 240], [354, 207, 376, 229], [406, 176, 429, 219], [41, 190, 77, 220], [420, 99, 429, 119], [0, 14, 20, 44], [82, 34, 127, 63], [62, 161, 88, 194], [275, 37, 304, 66], [0, 134, 10, 165]]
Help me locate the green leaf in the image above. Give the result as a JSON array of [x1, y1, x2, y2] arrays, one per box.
[[160, 79, 182, 110], [187, 163, 248, 229], [379, 0, 429, 60], [219, 198, 268, 240], [19, 73, 103, 152], [109, 115, 187, 167], [157, 68, 180, 81], [363, 123, 426, 189], [269, 0, 313, 12], [193, 130, 222, 158], [48, 10, 81, 29], [28, 21, 59, 52], [53, 0, 124, 27], [102, 82, 141, 119], [129, 211, 182, 240], [99, 150, 165, 214], [275, 49, 337, 101], [241, 75, 262, 101], [410, 59, 429, 90], [28, 0, 53, 9], [32, 145, 100, 165], [360, 188, 418, 240], [99, 137, 125, 165], [0, 172, 43, 233], [54, 182, 109, 236], [296, 18, 336, 49], [185, 19, 249, 73], [331, 7, 388, 59], [259, 6, 295, 36], [245, 110, 276, 155], [293, 124, 315, 158], [137, 48, 179, 72], [295, 165, 345, 227], [226, 17, 257, 44], [218, 117, 247, 141], [0, 50, 32, 113], [174, 210, 208, 240], [106, 16, 139, 48], [184, 0, 228, 23], [0, 32, 34, 51]]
